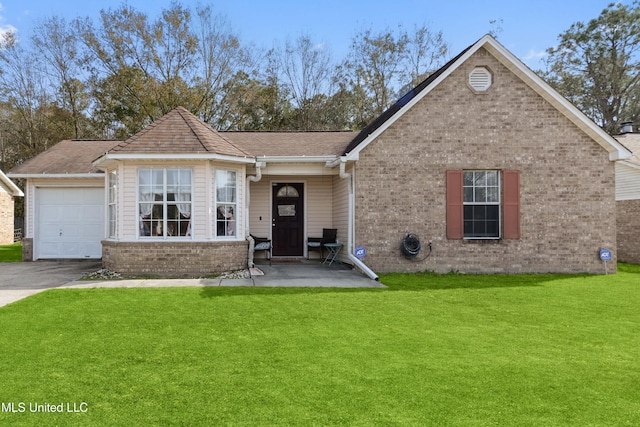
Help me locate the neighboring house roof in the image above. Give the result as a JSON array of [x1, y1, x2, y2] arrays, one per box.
[[8, 140, 120, 178], [226, 131, 355, 157], [0, 169, 23, 196], [343, 34, 632, 162], [109, 106, 251, 158]]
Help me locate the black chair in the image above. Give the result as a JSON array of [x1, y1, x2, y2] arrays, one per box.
[[307, 228, 337, 260], [251, 234, 272, 265]]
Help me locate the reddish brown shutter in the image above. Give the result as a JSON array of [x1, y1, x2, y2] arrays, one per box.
[[503, 170, 520, 239], [446, 170, 464, 239]]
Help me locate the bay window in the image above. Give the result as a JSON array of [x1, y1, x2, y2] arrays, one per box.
[[138, 168, 192, 238]]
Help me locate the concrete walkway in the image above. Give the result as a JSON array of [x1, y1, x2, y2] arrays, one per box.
[[1, 260, 383, 308], [61, 262, 384, 289]]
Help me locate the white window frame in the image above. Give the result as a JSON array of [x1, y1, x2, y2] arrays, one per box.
[[108, 169, 117, 238], [214, 168, 239, 239], [463, 170, 501, 239], [137, 168, 193, 240]]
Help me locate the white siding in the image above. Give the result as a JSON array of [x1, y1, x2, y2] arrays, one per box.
[[248, 179, 271, 238], [121, 163, 137, 239], [332, 173, 350, 246], [616, 162, 640, 200], [306, 175, 334, 237]]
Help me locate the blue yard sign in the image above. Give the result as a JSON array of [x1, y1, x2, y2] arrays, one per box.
[[599, 248, 612, 261], [354, 246, 366, 259]]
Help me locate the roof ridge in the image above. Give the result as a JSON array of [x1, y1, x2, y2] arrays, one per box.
[[175, 107, 253, 157], [175, 107, 211, 152]]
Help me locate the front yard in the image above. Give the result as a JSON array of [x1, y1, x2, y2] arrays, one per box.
[[0, 242, 21, 262], [0, 265, 638, 426]]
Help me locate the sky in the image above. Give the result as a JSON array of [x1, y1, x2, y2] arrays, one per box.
[[0, 0, 632, 71]]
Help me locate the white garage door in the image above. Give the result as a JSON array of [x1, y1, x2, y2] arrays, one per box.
[[36, 187, 105, 259]]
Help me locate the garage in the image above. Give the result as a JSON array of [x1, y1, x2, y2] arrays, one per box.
[[36, 187, 105, 259]]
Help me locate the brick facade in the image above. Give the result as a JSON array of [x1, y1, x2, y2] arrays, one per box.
[[353, 48, 617, 274], [102, 240, 249, 277], [617, 199, 640, 264], [0, 191, 13, 245]]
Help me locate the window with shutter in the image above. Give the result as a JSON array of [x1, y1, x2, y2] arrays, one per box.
[[446, 169, 521, 240]]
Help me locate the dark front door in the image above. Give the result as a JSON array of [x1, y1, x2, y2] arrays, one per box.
[[272, 183, 304, 256]]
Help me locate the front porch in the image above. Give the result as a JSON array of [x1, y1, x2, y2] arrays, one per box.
[[247, 259, 381, 287]]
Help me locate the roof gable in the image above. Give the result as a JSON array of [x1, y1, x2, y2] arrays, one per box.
[[109, 107, 251, 158], [344, 34, 631, 162]]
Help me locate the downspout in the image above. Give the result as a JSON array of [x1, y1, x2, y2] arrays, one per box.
[[340, 158, 379, 281], [246, 162, 264, 268]]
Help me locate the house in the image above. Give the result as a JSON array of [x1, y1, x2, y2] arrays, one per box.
[[9, 35, 631, 276], [0, 169, 24, 245], [613, 126, 640, 264]]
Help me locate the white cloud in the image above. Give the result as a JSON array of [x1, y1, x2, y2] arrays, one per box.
[[0, 2, 18, 43], [524, 49, 547, 61]]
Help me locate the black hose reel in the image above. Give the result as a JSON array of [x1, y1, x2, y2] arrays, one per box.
[[400, 233, 432, 261]]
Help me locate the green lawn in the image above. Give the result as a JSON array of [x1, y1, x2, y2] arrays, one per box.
[[0, 242, 21, 262], [0, 265, 639, 426]]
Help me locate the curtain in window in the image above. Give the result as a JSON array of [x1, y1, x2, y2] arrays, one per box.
[[215, 170, 237, 237]]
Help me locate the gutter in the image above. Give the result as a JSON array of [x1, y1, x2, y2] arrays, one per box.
[[339, 158, 379, 281], [7, 173, 105, 179], [246, 162, 264, 269]]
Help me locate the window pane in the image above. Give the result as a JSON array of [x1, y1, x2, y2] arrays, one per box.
[[487, 205, 499, 220], [474, 171, 486, 186], [473, 206, 486, 220], [216, 205, 236, 236], [464, 172, 474, 186], [486, 171, 498, 186], [138, 168, 192, 238], [487, 187, 499, 203], [463, 187, 473, 203], [474, 187, 486, 203]]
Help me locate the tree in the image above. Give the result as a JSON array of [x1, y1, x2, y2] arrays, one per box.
[[272, 34, 334, 129], [543, 1, 640, 134], [0, 34, 58, 166], [32, 16, 93, 139], [343, 24, 449, 124]]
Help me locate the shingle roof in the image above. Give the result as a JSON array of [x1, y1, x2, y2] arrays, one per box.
[[109, 106, 251, 158], [9, 140, 120, 175], [224, 131, 355, 157]]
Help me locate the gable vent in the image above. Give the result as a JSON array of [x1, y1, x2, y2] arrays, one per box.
[[469, 67, 492, 92]]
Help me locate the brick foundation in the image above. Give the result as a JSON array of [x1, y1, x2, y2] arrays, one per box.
[[102, 240, 249, 277], [22, 238, 33, 261], [617, 199, 640, 264]]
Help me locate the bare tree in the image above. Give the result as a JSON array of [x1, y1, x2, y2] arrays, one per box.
[[269, 34, 335, 129], [343, 24, 448, 123], [32, 16, 92, 139]]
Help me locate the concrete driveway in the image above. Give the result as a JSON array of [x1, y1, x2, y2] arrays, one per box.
[[0, 261, 102, 307]]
